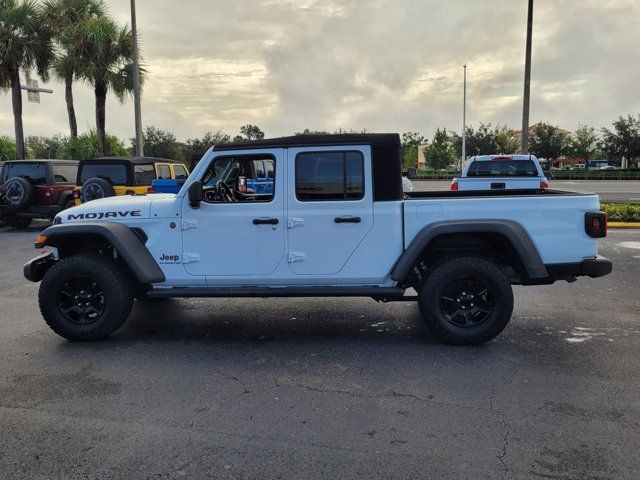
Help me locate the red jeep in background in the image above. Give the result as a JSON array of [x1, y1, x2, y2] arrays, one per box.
[[0, 160, 78, 229]]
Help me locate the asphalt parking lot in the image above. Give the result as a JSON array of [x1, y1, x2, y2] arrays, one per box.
[[1, 222, 639, 479], [413, 180, 640, 203]]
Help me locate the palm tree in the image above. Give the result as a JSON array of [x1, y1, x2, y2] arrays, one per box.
[[0, 0, 53, 159], [43, 0, 106, 139], [75, 17, 142, 156]]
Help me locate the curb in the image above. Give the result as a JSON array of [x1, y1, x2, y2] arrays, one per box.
[[608, 222, 640, 229]]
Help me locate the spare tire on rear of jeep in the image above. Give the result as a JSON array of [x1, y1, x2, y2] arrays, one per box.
[[81, 177, 115, 203], [2, 177, 33, 211]]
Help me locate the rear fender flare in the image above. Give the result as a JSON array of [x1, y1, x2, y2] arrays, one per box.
[[392, 220, 548, 282]]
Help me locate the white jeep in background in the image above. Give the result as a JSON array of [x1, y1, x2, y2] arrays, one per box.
[[24, 134, 612, 346]]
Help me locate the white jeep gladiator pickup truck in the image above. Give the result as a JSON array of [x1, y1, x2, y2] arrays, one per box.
[[24, 134, 612, 345]]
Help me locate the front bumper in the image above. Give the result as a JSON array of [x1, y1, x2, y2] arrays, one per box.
[[23, 252, 56, 283]]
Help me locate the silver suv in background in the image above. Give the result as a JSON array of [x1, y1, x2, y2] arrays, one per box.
[[451, 155, 548, 191]]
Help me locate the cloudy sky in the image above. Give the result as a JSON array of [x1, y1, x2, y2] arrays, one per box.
[[1, 0, 639, 143]]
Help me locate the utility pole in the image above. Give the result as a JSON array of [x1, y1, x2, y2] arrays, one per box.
[[131, 0, 144, 156], [521, 0, 534, 154], [461, 64, 467, 170]]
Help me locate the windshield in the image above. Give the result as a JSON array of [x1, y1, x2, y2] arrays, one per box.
[[467, 160, 538, 177]]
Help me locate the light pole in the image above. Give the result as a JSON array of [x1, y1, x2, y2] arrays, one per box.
[[521, 0, 534, 154], [131, 0, 144, 157], [461, 64, 467, 170]]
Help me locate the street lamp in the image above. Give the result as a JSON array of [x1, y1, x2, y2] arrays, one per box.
[[521, 0, 534, 154], [131, 0, 144, 157], [462, 64, 467, 170]]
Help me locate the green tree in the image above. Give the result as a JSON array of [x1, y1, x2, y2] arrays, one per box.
[[451, 123, 519, 158], [401, 132, 426, 169], [424, 128, 455, 170], [183, 130, 231, 164], [58, 130, 130, 160], [295, 129, 330, 135], [565, 125, 599, 161], [0, 135, 17, 161], [600, 115, 640, 167], [233, 124, 265, 142], [43, 0, 106, 139], [25, 134, 66, 158], [0, 0, 53, 159], [75, 16, 140, 156], [136, 126, 183, 161], [529, 122, 569, 160]]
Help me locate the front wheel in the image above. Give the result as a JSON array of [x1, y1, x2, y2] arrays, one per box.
[[418, 257, 514, 346], [38, 254, 134, 341]]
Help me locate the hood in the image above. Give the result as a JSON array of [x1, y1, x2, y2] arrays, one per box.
[[59, 194, 175, 223]]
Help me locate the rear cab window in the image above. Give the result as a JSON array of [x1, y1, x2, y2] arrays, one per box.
[[2, 162, 47, 185], [466, 159, 539, 177], [295, 151, 364, 201], [79, 164, 128, 185]]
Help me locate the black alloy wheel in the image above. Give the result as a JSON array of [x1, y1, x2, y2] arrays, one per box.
[[56, 275, 106, 325], [439, 276, 493, 328]]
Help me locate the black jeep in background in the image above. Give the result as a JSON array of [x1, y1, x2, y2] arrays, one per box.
[[0, 160, 78, 229]]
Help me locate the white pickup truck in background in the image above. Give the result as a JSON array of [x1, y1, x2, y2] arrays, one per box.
[[451, 154, 549, 191]]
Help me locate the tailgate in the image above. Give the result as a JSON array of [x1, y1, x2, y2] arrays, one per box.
[[457, 177, 542, 191]]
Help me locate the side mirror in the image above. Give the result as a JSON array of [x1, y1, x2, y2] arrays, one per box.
[[188, 180, 203, 208]]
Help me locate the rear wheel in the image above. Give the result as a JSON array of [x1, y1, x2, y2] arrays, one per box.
[[418, 257, 514, 346], [38, 254, 134, 341]]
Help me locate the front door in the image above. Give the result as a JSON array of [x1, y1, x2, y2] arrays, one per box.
[[181, 148, 285, 277], [286, 147, 373, 276]]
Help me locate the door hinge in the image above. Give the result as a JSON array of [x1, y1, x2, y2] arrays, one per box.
[[183, 253, 201, 264], [181, 220, 198, 230], [288, 252, 307, 263], [288, 217, 305, 229]]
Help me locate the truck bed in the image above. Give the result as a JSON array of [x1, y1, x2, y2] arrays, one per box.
[[403, 189, 600, 265]]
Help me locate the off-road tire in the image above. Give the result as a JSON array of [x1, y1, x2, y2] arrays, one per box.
[[418, 256, 514, 346], [2, 176, 33, 210], [81, 177, 115, 203], [39, 254, 134, 341]]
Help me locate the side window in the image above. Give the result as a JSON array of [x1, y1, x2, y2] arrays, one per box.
[[200, 155, 275, 203], [134, 164, 156, 185], [53, 164, 78, 183], [295, 151, 364, 201], [173, 165, 188, 179], [157, 165, 171, 180]]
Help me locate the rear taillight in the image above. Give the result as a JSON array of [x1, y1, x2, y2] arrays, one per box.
[[450, 179, 459, 191], [147, 186, 155, 194], [73, 189, 79, 199], [585, 212, 608, 238], [44, 187, 54, 203], [540, 180, 549, 189]]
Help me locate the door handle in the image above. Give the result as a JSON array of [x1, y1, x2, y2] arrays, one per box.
[[334, 216, 361, 224], [253, 218, 279, 225], [491, 182, 506, 189]]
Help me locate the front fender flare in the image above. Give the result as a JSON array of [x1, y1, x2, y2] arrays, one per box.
[[392, 220, 548, 282], [34, 222, 165, 284]]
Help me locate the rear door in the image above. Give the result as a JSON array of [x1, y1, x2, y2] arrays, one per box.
[[286, 146, 373, 276]]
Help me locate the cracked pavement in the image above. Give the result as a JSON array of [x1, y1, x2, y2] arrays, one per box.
[[1, 223, 639, 479]]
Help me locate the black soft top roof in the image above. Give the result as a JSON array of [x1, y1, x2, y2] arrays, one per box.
[[213, 133, 404, 202], [3, 159, 78, 164], [80, 156, 182, 165], [213, 133, 400, 151]]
